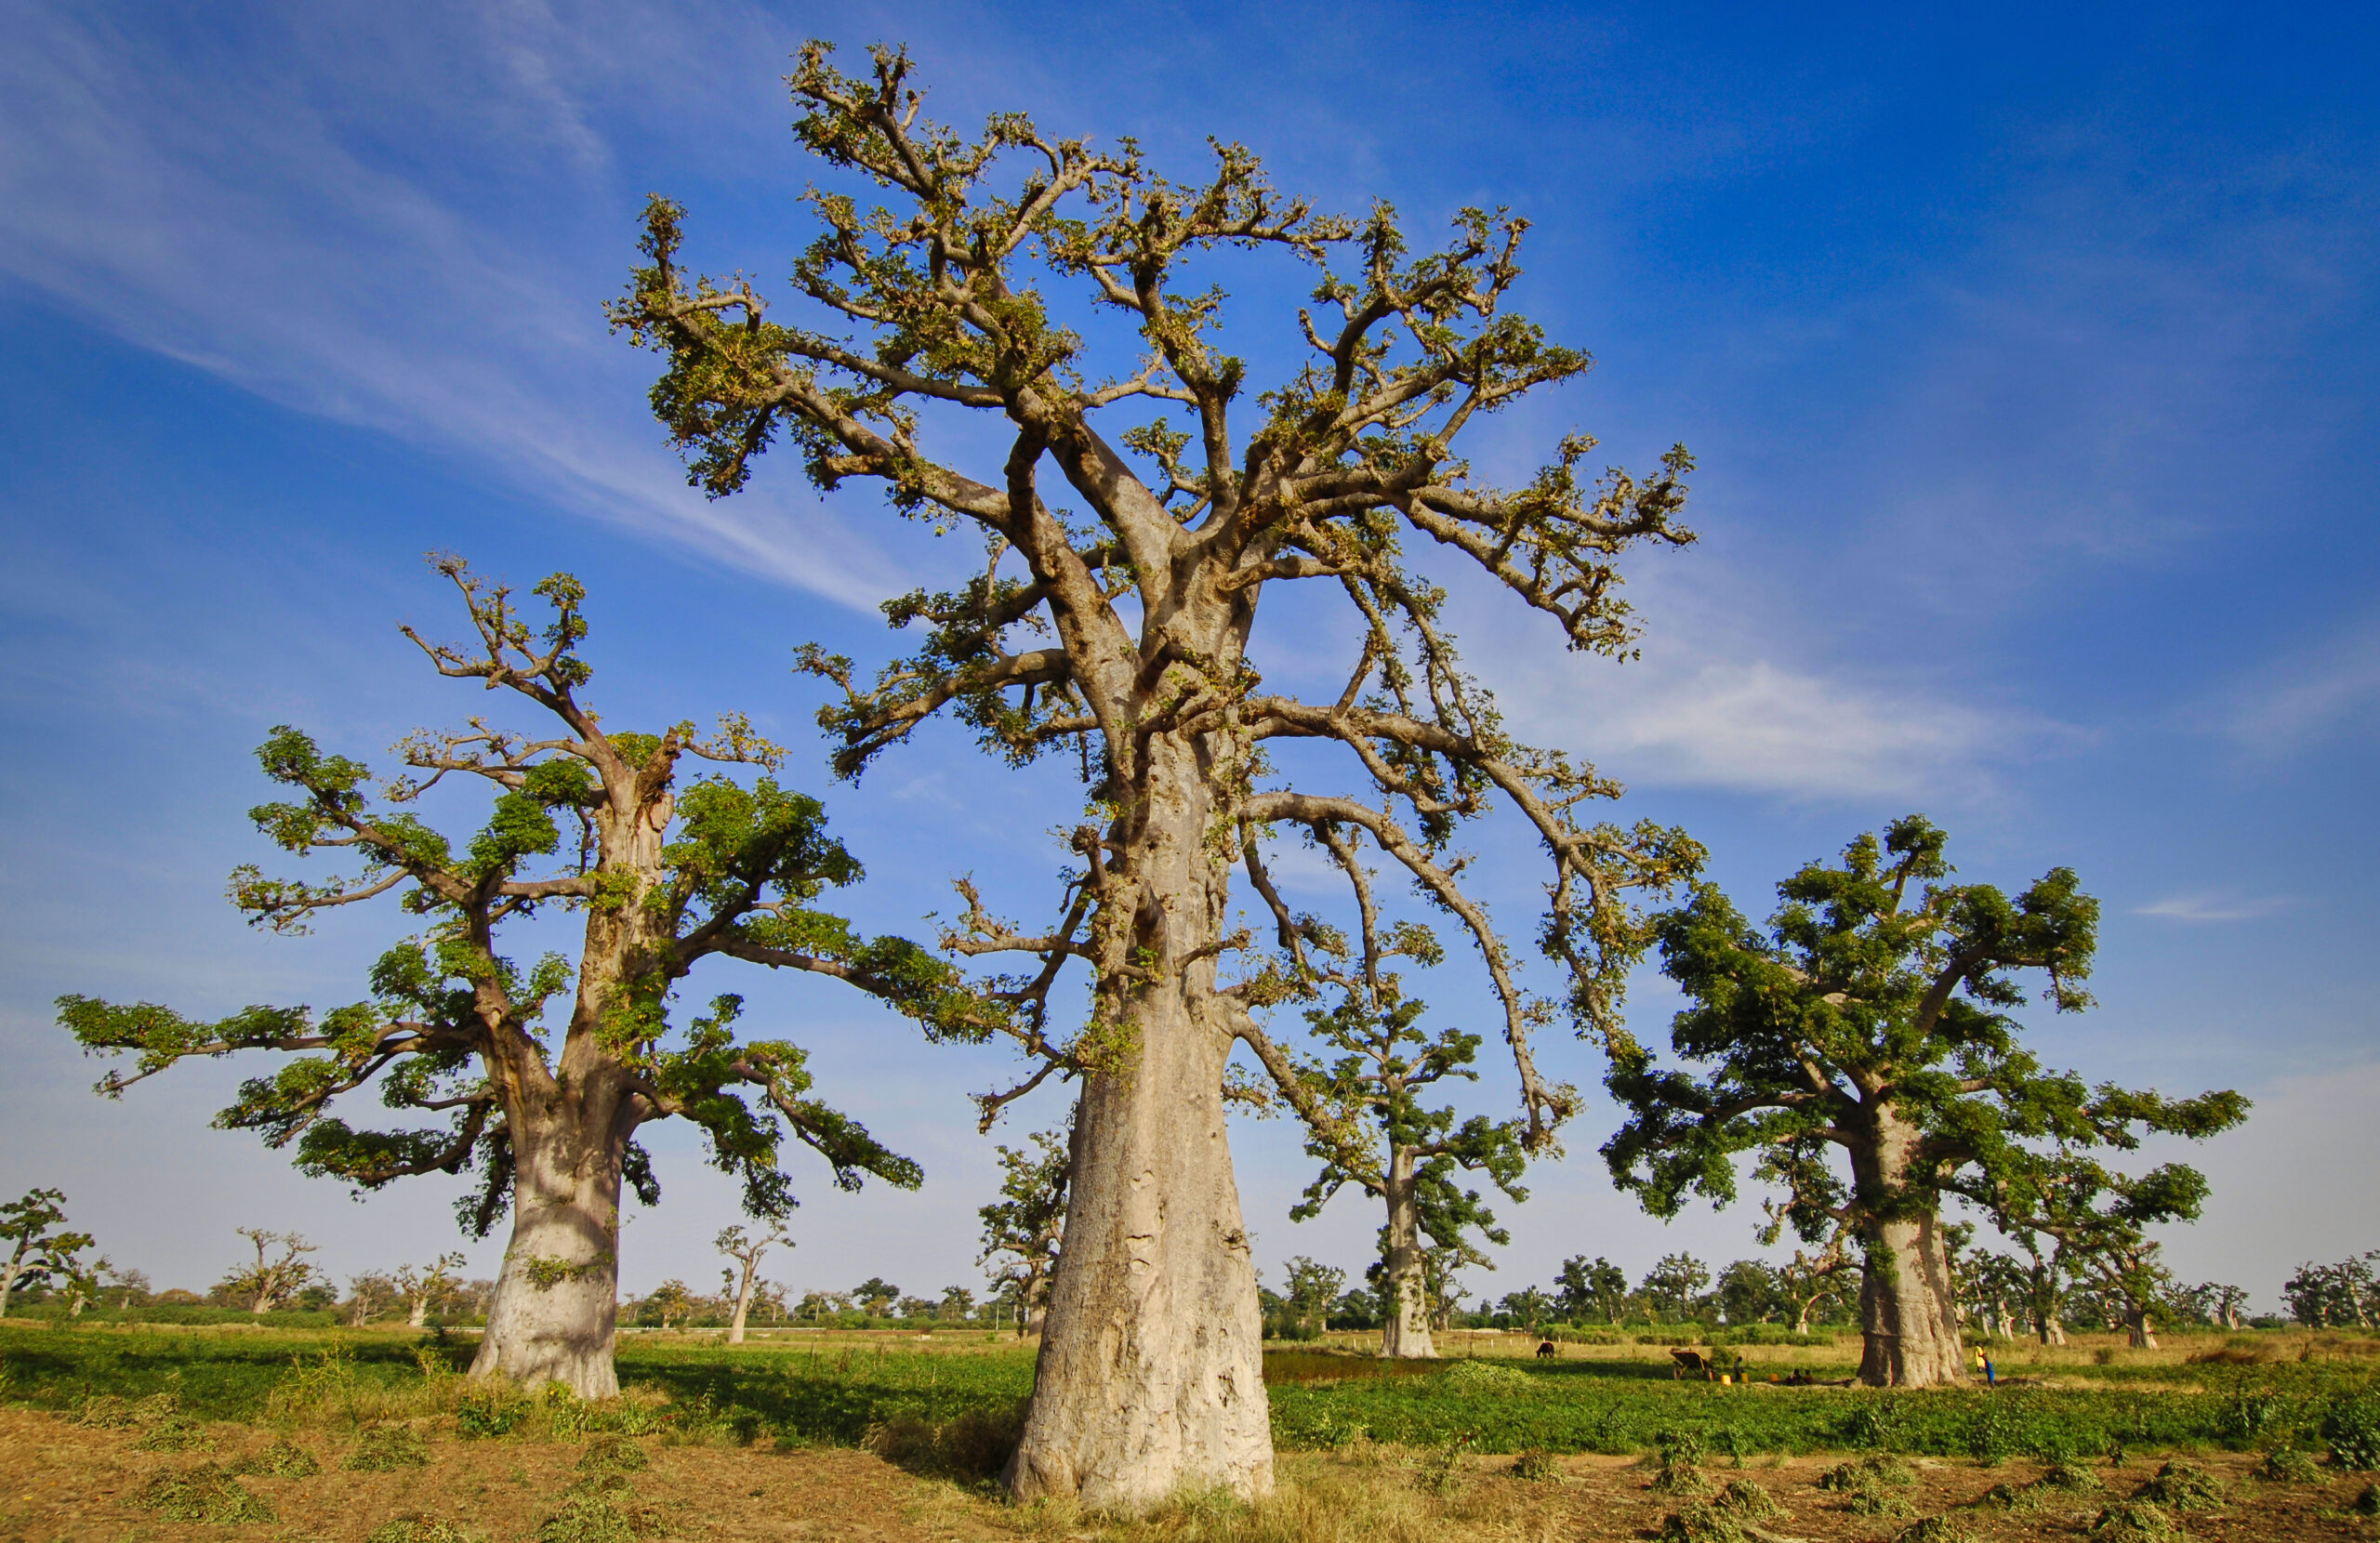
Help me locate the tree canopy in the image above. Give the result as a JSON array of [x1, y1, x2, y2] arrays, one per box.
[[1604, 815, 2247, 1385]]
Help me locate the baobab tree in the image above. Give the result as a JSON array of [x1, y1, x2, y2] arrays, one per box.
[[58, 560, 993, 1396], [978, 1127, 1068, 1337], [393, 1253, 468, 1329], [716, 1224, 789, 1344], [1276, 993, 1526, 1358], [0, 1189, 90, 1319], [615, 41, 1699, 1506], [225, 1229, 319, 1314], [1605, 816, 2248, 1387]]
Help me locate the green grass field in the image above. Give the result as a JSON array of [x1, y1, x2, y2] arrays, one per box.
[[5, 1322, 2375, 1469]]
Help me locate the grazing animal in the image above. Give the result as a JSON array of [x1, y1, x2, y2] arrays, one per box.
[[1536, 1340, 1557, 1360], [1670, 1349, 1712, 1379]]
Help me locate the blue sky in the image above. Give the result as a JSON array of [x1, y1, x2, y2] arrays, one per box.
[[1, 0, 2373, 1312]]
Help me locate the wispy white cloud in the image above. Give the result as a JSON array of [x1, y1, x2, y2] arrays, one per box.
[[1470, 553, 2087, 804], [2135, 892, 2295, 923], [2205, 617, 2380, 757], [0, 0, 903, 608]]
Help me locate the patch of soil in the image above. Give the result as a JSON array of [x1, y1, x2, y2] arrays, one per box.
[[1, 1407, 2373, 1543]]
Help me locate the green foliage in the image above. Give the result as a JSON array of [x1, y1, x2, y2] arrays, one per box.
[[2134, 1458, 2226, 1511], [1892, 1519, 1976, 1543], [56, 560, 967, 1332], [366, 1520, 488, 1543], [2088, 1499, 2181, 1542], [455, 1387, 531, 1438], [135, 1464, 275, 1524], [578, 1435, 651, 1473], [230, 1438, 322, 1478], [1605, 817, 2248, 1374], [2328, 1389, 2380, 1470], [1510, 1446, 1561, 1481], [2254, 1445, 2323, 1484], [1712, 1477, 1787, 1520], [345, 1421, 433, 1470], [1655, 1500, 1748, 1543]]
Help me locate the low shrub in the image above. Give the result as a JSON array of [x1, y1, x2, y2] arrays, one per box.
[[1510, 1447, 1561, 1481], [2088, 1499, 2180, 1542], [1818, 1452, 1915, 1491], [1436, 1359, 1534, 1392], [131, 1414, 211, 1453], [2133, 1458, 2225, 1512], [2326, 1391, 2380, 1470], [2350, 1483, 2380, 1518], [1416, 1431, 1477, 1497], [1891, 1518, 1976, 1543], [135, 1464, 276, 1524], [1655, 1500, 1750, 1543], [346, 1421, 433, 1471], [864, 1402, 1024, 1481], [364, 1520, 488, 1543], [231, 1437, 321, 1477], [577, 1435, 650, 1474], [1712, 1477, 1787, 1521], [2254, 1446, 2322, 1484]]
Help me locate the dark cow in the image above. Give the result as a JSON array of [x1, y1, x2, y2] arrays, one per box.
[[1536, 1340, 1557, 1360]]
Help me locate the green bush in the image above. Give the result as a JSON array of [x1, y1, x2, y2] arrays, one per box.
[[2133, 1459, 2225, 1512], [2325, 1391, 2380, 1470], [346, 1421, 432, 1471], [135, 1464, 275, 1524], [2254, 1446, 2322, 1484], [231, 1438, 321, 1477], [2088, 1499, 2180, 1542], [1510, 1447, 1561, 1481], [365, 1520, 488, 1543], [455, 1388, 530, 1439]]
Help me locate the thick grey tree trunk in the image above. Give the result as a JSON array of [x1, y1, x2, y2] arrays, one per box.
[[1004, 734, 1272, 1509], [408, 1294, 430, 1329], [1851, 1113, 1966, 1388], [470, 1113, 626, 1399], [2124, 1307, 2158, 1349], [1378, 1146, 1435, 1358]]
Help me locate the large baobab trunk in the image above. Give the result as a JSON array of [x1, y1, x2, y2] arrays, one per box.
[[2124, 1306, 2158, 1350], [1005, 734, 1272, 1510], [1852, 1114, 1966, 1388], [1379, 1146, 1435, 1359], [470, 1105, 627, 1400]]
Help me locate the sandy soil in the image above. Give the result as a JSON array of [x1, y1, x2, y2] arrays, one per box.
[[1, 1405, 2371, 1543]]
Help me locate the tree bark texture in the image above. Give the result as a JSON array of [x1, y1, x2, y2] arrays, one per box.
[[729, 1274, 754, 1345], [2124, 1309, 2158, 1350], [470, 1101, 629, 1400], [1378, 1147, 1435, 1359], [1851, 1114, 1966, 1388], [1005, 735, 1272, 1509]]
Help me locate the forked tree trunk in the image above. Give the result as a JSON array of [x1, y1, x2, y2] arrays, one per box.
[[470, 1111, 627, 1399], [1378, 1147, 1435, 1359], [1850, 1114, 1966, 1387], [2124, 1307, 2158, 1350], [1004, 735, 1271, 1509]]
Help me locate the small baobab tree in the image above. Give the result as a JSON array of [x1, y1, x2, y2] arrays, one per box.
[[716, 1224, 789, 1344], [59, 560, 994, 1396], [979, 1127, 1068, 1338], [1606, 816, 2248, 1386], [393, 1253, 469, 1329], [226, 1229, 319, 1314], [1272, 992, 1525, 1358], [0, 1190, 90, 1320]]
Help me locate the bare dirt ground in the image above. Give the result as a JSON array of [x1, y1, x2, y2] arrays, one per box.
[[1, 1406, 2372, 1543]]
